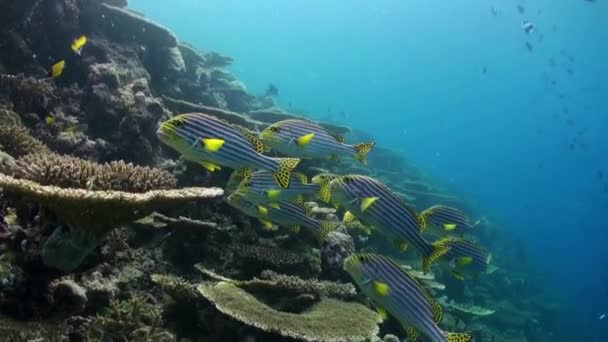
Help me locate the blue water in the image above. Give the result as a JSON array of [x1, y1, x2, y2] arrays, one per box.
[[130, 0, 608, 337]]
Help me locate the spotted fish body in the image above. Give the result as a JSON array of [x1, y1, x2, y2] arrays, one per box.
[[328, 175, 434, 258], [226, 193, 337, 241], [259, 119, 374, 164], [235, 170, 320, 204], [344, 254, 471, 342], [420, 205, 477, 237], [156, 113, 299, 188]]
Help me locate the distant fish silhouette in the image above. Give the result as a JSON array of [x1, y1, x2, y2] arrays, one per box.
[[597, 169, 604, 180], [522, 21, 535, 34], [482, 66, 487, 74], [491, 6, 500, 16], [600, 313, 606, 320], [525, 42, 534, 52], [517, 4, 525, 14], [265, 83, 279, 97]]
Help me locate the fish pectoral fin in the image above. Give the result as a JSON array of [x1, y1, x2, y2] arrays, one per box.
[[372, 280, 390, 296], [444, 223, 457, 231], [296, 132, 315, 146], [265, 189, 282, 200], [200, 161, 221, 172], [200, 138, 225, 152], [268, 202, 281, 209], [360, 197, 379, 212], [456, 256, 473, 267]]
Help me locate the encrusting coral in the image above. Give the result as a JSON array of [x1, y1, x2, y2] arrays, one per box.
[[14, 152, 177, 192], [0, 124, 51, 159], [198, 281, 381, 342], [195, 264, 357, 300], [0, 173, 223, 271]]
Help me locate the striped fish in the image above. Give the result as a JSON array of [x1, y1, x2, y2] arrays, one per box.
[[235, 170, 320, 204], [259, 119, 374, 164], [426, 238, 494, 280], [344, 254, 471, 342], [156, 113, 300, 188], [420, 205, 478, 237], [326, 175, 436, 265], [226, 193, 338, 242]]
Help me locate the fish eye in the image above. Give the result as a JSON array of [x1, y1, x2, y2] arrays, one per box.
[[270, 126, 280, 132], [172, 117, 185, 127], [343, 176, 353, 184]]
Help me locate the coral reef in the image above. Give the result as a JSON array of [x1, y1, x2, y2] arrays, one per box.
[[0, 173, 222, 270], [14, 152, 177, 192], [198, 281, 381, 342], [0, 124, 50, 158]]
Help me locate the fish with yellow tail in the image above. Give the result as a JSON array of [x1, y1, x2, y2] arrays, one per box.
[[226, 193, 339, 242], [156, 113, 300, 188], [344, 254, 472, 342], [259, 119, 375, 164], [71, 35, 87, 55], [423, 237, 496, 279], [48, 60, 65, 79], [233, 170, 320, 204]]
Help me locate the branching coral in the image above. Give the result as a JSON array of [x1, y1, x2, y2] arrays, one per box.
[[198, 281, 381, 342], [87, 293, 176, 342], [14, 152, 176, 192], [0, 74, 57, 114], [0, 124, 50, 159], [195, 265, 357, 300], [230, 243, 304, 267], [0, 173, 223, 270]]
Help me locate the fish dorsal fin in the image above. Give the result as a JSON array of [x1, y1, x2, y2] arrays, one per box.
[[403, 204, 425, 233], [429, 297, 443, 323], [238, 127, 269, 153], [292, 172, 308, 184], [329, 131, 345, 143]]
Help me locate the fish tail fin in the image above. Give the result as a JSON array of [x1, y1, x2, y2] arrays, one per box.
[[446, 332, 472, 342], [272, 158, 300, 188], [422, 239, 451, 273], [353, 142, 375, 165], [317, 221, 340, 243], [317, 178, 332, 203]]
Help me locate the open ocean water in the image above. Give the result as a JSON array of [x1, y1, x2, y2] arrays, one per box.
[[130, 0, 608, 339]]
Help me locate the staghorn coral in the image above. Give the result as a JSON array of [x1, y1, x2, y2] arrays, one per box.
[[0, 124, 50, 159], [0, 173, 223, 270], [87, 293, 176, 342], [230, 243, 304, 267], [195, 265, 357, 300], [198, 281, 381, 342], [14, 152, 176, 192]]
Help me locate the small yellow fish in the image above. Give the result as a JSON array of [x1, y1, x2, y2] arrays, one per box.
[[71, 35, 87, 55], [48, 60, 65, 79]]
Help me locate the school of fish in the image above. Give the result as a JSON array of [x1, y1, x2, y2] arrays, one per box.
[[49, 33, 490, 342]]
